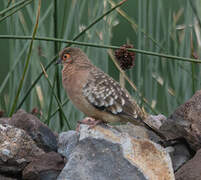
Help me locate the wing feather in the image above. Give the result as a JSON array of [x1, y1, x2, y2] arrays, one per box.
[[82, 68, 138, 119]]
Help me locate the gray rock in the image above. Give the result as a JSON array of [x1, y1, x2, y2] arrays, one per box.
[[115, 122, 162, 143], [175, 148, 201, 180], [0, 118, 11, 124], [1, 109, 58, 152], [0, 174, 17, 180], [23, 151, 65, 180], [58, 131, 79, 158], [58, 124, 175, 180], [145, 114, 167, 130], [169, 144, 191, 171], [58, 138, 146, 180], [0, 124, 44, 175]]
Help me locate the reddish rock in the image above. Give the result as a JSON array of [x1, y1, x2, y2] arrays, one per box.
[[152, 90, 201, 151], [175, 148, 201, 180], [1, 109, 58, 152], [23, 151, 65, 180], [116, 122, 191, 171]]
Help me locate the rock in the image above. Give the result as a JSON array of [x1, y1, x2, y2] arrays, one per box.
[[0, 124, 44, 175], [58, 131, 79, 158], [23, 151, 65, 180], [168, 144, 191, 171], [159, 90, 201, 150], [115, 122, 162, 143], [145, 114, 167, 130], [0, 117, 11, 124], [58, 137, 146, 180], [116, 123, 191, 172], [175, 148, 201, 180], [0, 174, 17, 180], [58, 124, 175, 180], [1, 109, 58, 152]]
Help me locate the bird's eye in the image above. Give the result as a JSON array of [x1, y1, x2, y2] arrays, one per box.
[[63, 53, 70, 61]]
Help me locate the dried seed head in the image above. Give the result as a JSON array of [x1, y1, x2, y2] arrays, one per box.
[[115, 44, 135, 71]]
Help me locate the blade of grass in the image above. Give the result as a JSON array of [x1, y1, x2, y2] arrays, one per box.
[[0, 0, 30, 16], [189, 0, 199, 94], [0, 41, 29, 95], [46, 73, 57, 126], [1, 35, 201, 63], [59, 0, 68, 39], [72, 0, 127, 41], [6, 0, 12, 9], [1, 0, 12, 17], [40, 62, 72, 130], [108, 0, 166, 52], [17, 59, 55, 110], [191, 62, 196, 93], [9, 0, 41, 116], [0, 0, 34, 23], [189, 0, 201, 29], [47, 98, 69, 123], [53, 0, 63, 127]]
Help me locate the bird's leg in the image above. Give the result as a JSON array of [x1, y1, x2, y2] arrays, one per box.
[[80, 117, 102, 128], [80, 117, 97, 125], [76, 117, 103, 131]]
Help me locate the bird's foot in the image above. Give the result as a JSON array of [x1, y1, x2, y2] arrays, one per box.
[[76, 117, 102, 131], [79, 117, 102, 128]]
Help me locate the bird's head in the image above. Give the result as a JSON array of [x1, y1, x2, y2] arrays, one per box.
[[57, 47, 90, 66]]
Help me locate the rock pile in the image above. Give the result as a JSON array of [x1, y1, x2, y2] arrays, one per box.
[[1, 90, 201, 179]]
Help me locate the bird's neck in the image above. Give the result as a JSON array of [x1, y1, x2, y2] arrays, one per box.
[[62, 62, 92, 77], [62, 64, 77, 85], [62, 63, 91, 88]]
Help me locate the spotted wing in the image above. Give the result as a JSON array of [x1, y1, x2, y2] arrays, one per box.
[[82, 68, 138, 119]]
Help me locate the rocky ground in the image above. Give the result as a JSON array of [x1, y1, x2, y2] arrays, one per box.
[[0, 90, 201, 180]]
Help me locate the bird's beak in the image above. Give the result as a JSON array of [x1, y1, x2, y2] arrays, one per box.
[[56, 58, 62, 64]]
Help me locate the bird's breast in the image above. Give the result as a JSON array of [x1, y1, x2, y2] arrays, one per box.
[[62, 67, 91, 112]]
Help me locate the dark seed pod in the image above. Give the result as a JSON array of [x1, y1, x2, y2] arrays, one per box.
[[115, 44, 135, 71]]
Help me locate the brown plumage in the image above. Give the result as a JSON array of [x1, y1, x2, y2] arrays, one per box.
[[58, 47, 147, 126]]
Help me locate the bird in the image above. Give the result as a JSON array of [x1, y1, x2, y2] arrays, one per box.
[[57, 47, 150, 129]]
